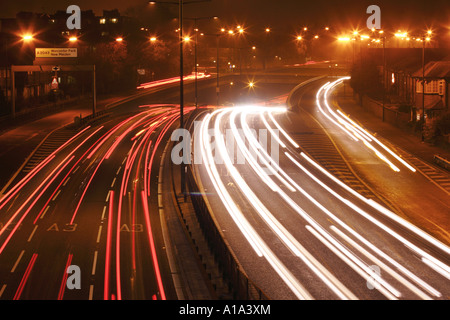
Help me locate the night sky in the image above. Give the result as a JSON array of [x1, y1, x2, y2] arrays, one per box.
[[1, 0, 449, 32]]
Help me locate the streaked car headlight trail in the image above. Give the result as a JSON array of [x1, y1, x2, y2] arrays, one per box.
[[194, 89, 449, 299]]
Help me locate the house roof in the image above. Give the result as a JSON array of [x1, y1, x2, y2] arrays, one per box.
[[412, 60, 450, 78]]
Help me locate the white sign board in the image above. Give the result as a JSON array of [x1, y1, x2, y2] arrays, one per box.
[[36, 48, 78, 58]]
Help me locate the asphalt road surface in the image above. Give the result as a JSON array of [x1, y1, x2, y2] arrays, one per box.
[[0, 74, 299, 300], [191, 76, 450, 300]]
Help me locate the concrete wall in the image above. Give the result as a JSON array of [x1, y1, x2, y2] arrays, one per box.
[[360, 94, 412, 129]]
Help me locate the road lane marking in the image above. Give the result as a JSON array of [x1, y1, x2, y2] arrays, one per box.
[[40, 206, 50, 219], [111, 177, 116, 188], [89, 285, 94, 300], [0, 284, 6, 298], [52, 190, 61, 201], [27, 225, 38, 242], [63, 176, 71, 186], [11, 250, 25, 273], [92, 251, 98, 275], [96, 226, 103, 243], [101, 206, 107, 220]]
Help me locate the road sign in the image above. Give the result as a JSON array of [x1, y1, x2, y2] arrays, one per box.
[[35, 48, 77, 58]]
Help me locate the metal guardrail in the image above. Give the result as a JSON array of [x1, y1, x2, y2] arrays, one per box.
[[186, 165, 270, 300], [434, 154, 450, 171], [75, 108, 110, 127]]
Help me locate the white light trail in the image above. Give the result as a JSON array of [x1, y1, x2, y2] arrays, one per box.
[[258, 109, 445, 298], [199, 109, 313, 300], [214, 107, 357, 300], [319, 77, 416, 172]]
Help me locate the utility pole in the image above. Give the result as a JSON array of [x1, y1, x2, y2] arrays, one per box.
[[179, 0, 186, 195], [382, 35, 386, 122], [422, 35, 425, 142]]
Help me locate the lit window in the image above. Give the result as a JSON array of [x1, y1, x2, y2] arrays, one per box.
[[111, 18, 118, 23], [100, 18, 106, 24]]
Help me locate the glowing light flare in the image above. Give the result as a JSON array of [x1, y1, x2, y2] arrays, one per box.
[[22, 34, 33, 41]]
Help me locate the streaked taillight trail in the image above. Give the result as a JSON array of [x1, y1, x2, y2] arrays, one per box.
[[0, 105, 187, 300]]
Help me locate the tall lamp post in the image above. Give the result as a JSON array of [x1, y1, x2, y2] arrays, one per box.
[[381, 31, 386, 122], [421, 31, 431, 142], [149, 0, 211, 196], [185, 16, 218, 108], [202, 31, 226, 105]]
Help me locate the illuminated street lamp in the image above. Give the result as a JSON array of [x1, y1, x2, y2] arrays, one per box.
[[394, 31, 407, 38], [116, 37, 123, 42], [22, 34, 33, 42], [69, 36, 78, 42]]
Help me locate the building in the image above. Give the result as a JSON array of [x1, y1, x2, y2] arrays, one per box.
[[411, 58, 450, 119]]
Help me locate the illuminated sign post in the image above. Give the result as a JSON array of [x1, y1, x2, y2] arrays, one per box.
[[35, 48, 78, 58]]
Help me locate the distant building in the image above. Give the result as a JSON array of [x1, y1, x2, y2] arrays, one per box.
[[411, 58, 450, 119]]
